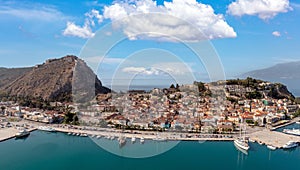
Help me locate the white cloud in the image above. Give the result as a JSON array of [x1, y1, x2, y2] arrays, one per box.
[[63, 21, 95, 38], [227, 0, 292, 20], [0, 5, 66, 22], [122, 62, 193, 76], [63, 9, 103, 38], [85, 56, 124, 64], [103, 0, 236, 42], [122, 67, 163, 76], [85, 9, 103, 26], [272, 31, 281, 37]]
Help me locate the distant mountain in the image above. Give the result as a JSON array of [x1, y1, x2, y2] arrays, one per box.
[[0, 55, 110, 102], [242, 61, 300, 96]]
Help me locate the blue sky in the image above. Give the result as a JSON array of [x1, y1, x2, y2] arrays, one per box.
[[0, 0, 300, 86]]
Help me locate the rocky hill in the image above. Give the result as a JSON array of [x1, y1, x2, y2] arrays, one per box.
[[0, 55, 110, 102], [242, 61, 300, 96], [0, 67, 33, 88], [215, 77, 295, 100]]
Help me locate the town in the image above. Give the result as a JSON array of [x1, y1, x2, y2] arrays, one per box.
[[1, 78, 299, 135]]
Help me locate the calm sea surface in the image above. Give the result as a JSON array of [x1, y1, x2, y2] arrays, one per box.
[[0, 129, 300, 170]]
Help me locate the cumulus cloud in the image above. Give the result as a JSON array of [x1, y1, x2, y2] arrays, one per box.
[[63, 9, 103, 38], [103, 0, 236, 42], [63, 21, 95, 38], [122, 67, 163, 76], [272, 31, 281, 37], [122, 62, 192, 76], [227, 0, 292, 20]]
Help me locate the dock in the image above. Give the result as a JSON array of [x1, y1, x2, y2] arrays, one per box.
[[0, 127, 36, 142], [248, 129, 300, 148], [54, 127, 235, 141]]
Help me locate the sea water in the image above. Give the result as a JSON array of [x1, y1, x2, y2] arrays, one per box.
[[0, 130, 300, 170]]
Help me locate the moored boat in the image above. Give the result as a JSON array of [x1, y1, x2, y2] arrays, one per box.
[[118, 136, 126, 147], [283, 128, 300, 136], [140, 137, 145, 144], [234, 137, 250, 151], [283, 141, 298, 149], [267, 145, 277, 150], [131, 137, 136, 143], [38, 126, 56, 132], [15, 129, 30, 138]]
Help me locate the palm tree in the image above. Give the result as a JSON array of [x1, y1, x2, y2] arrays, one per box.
[[1, 106, 5, 115]]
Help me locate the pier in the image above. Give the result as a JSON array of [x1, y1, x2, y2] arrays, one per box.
[[0, 127, 36, 142], [248, 129, 300, 148]]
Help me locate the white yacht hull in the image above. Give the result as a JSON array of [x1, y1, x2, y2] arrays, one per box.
[[234, 139, 250, 151]]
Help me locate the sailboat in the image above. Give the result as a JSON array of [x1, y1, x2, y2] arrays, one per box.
[[234, 123, 250, 151]]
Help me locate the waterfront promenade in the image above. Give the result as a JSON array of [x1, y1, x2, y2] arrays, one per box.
[[1, 119, 300, 146]]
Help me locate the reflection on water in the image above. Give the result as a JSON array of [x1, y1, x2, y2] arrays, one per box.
[[90, 137, 179, 158]]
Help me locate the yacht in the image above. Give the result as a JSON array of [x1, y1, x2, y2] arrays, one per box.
[[267, 145, 277, 150], [131, 137, 136, 143], [234, 123, 250, 151], [80, 133, 88, 137], [283, 128, 300, 136], [118, 136, 126, 147], [15, 129, 30, 138], [140, 137, 145, 144], [38, 126, 56, 132], [296, 121, 300, 124], [234, 137, 250, 151], [282, 141, 298, 149]]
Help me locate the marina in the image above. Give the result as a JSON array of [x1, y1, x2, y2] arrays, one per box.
[[248, 128, 300, 148], [1, 130, 300, 170]]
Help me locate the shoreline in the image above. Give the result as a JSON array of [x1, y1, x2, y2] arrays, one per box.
[[1, 119, 300, 147]]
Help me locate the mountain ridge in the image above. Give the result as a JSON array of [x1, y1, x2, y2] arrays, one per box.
[[241, 61, 300, 96], [0, 55, 110, 102]]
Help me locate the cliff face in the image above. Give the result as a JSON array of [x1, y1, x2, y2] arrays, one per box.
[[0, 55, 110, 102]]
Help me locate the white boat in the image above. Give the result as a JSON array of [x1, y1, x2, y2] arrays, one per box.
[[80, 133, 88, 137], [38, 126, 56, 132], [296, 121, 300, 124], [249, 138, 255, 143], [234, 137, 250, 151], [234, 123, 250, 151], [140, 137, 145, 144], [267, 145, 277, 150], [283, 141, 298, 149], [258, 141, 264, 145], [131, 137, 136, 143], [96, 135, 101, 139], [15, 129, 30, 138], [283, 128, 300, 136], [118, 136, 126, 147], [67, 132, 72, 135]]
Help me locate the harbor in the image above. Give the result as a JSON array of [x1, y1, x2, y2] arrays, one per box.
[[0, 127, 36, 142], [248, 129, 300, 149]]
